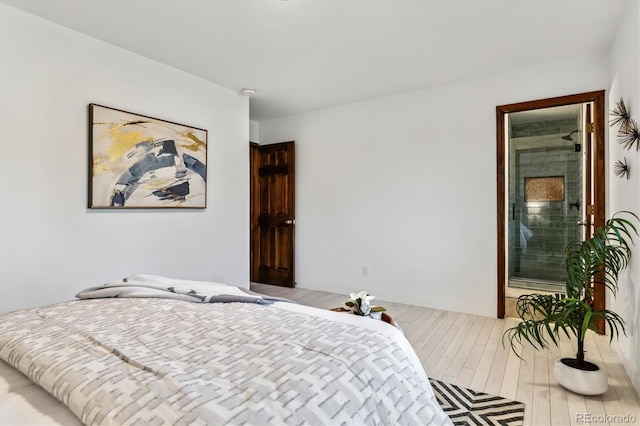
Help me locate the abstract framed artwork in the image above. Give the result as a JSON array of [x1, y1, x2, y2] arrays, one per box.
[[89, 104, 207, 208]]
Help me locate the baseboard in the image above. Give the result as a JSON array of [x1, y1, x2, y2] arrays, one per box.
[[296, 282, 495, 318]]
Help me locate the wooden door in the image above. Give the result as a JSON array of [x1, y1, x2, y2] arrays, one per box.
[[250, 141, 295, 287]]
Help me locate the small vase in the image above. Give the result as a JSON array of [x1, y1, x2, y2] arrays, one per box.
[[553, 358, 608, 395]]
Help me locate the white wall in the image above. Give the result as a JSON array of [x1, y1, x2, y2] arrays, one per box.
[[0, 4, 250, 313], [259, 55, 609, 317], [607, 0, 640, 395], [250, 120, 260, 142]]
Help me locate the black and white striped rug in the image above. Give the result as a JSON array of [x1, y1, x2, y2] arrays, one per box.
[[429, 379, 525, 425]]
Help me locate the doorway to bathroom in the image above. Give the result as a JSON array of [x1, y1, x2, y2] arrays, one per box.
[[496, 91, 606, 333]]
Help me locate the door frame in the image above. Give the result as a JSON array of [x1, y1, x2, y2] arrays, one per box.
[[250, 142, 259, 282], [496, 90, 606, 332]]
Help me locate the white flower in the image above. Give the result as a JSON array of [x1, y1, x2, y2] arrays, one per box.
[[362, 295, 375, 315], [347, 290, 372, 315], [350, 290, 374, 302]]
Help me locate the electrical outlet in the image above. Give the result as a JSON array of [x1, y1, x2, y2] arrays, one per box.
[[361, 266, 368, 276]]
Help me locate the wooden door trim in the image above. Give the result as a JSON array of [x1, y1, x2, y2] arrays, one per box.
[[250, 142, 259, 282], [584, 104, 593, 241], [496, 91, 605, 334]]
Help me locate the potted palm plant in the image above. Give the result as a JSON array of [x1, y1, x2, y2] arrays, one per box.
[[503, 211, 638, 395]]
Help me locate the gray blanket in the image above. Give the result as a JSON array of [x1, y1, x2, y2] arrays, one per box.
[[76, 273, 292, 304]]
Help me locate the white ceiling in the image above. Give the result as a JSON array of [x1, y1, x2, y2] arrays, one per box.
[[2, 0, 627, 121]]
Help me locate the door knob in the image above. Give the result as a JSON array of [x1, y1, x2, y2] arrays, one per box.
[[577, 220, 587, 226], [285, 219, 295, 225]]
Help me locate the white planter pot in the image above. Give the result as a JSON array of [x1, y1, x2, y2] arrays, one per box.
[[553, 358, 608, 395]]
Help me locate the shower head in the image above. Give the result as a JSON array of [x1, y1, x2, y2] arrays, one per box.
[[562, 129, 579, 141]]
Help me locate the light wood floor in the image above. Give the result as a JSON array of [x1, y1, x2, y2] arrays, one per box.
[[252, 283, 640, 426]]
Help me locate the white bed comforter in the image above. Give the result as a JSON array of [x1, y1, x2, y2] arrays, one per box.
[[0, 280, 450, 425]]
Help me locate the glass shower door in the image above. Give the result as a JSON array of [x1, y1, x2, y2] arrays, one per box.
[[507, 104, 588, 294]]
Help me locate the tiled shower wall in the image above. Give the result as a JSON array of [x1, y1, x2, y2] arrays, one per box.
[[508, 118, 582, 286]]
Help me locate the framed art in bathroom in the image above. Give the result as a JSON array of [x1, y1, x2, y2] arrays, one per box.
[[88, 104, 207, 209]]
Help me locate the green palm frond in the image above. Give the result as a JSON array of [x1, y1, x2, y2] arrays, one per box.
[[503, 211, 638, 364], [589, 309, 627, 342], [565, 212, 638, 299]]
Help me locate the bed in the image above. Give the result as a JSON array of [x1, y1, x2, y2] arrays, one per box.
[[0, 274, 451, 425]]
